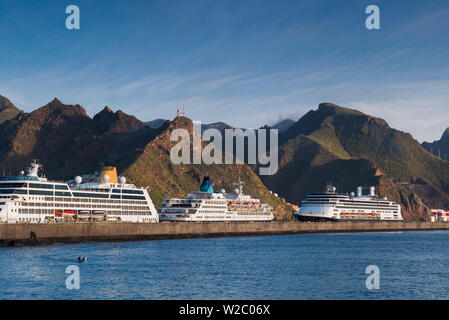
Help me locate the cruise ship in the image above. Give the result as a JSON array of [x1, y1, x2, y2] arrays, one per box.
[[0, 161, 158, 223], [158, 177, 274, 222], [295, 184, 403, 222]]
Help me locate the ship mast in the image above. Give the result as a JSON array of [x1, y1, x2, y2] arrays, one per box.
[[233, 175, 245, 197]]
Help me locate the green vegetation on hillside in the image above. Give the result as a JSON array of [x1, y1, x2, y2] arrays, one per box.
[[262, 102, 449, 220]]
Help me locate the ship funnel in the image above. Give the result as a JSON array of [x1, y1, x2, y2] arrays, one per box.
[[99, 166, 118, 183], [356, 186, 362, 197], [369, 186, 375, 197], [199, 176, 214, 193]]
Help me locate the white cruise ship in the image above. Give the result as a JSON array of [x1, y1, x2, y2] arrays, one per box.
[[0, 160, 158, 223], [295, 184, 403, 222], [158, 177, 274, 222]]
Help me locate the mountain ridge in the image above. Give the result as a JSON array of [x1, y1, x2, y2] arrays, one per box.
[[422, 127, 449, 161], [260, 102, 449, 220], [0, 96, 293, 219], [0, 95, 21, 125], [1, 95, 448, 220]]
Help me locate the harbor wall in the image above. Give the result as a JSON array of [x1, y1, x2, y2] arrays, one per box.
[[1, 221, 449, 246]]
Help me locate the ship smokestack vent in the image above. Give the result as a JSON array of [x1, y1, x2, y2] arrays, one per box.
[[199, 176, 213, 193]]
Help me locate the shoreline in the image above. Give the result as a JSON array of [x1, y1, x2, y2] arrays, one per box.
[[1, 221, 449, 246]]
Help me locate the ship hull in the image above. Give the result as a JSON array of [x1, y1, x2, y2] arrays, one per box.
[[294, 214, 402, 223]]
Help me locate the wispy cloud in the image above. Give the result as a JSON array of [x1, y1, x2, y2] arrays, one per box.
[[349, 80, 449, 143], [0, 0, 448, 143]]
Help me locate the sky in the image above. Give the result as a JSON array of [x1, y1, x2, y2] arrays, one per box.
[[0, 0, 448, 142]]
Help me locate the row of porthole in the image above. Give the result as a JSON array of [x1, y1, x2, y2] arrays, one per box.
[[18, 217, 39, 222]]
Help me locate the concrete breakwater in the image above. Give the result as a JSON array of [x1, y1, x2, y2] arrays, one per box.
[[1, 221, 449, 246]]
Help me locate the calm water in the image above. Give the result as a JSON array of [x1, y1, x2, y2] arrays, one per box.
[[1, 231, 449, 299]]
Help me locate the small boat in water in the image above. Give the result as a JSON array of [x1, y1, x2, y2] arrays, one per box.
[[77, 256, 88, 263]]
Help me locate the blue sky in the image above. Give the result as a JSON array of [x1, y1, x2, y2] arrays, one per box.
[[0, 0, 448, 142]]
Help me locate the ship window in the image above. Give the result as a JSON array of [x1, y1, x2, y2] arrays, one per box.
[[73, 192, 109, 198], [55, 191, 71, 197], [29, 190, 53, 196], [122, 195, 146, 200], [29, 183, 54, 189], [0, 189, 22, 194], [55, 185, 69, 190], [112, 189, 121, 193], [0, 176, 38, 181], [0, 183, 26, 188], [122, 189, 144, 195]]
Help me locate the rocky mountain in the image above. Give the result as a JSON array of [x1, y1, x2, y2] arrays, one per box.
[[146, 118, 168, 129], [0, 96, 293, 219], [147, 119, 234, 133], [3, 95, 449, 221], [260, 103, 449, 221], [0, 98, 162, 179], [0, 95, 21, 125], [201, 122, 234, 132], [271, 119, 295, 133], [422, 128, 449, 161], [121, 117, 293, 219]]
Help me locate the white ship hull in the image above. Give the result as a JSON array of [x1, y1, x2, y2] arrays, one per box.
[[296, 185, 403, 222], [159, 212, 274, 222], [158, 177, 275, 222], [0, 161, 158, 224]]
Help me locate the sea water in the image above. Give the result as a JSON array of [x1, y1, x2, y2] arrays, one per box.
[[1, 230, 448, 299]]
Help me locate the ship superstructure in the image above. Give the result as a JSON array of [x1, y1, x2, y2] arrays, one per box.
[[0, 161, 158, 223], [295, 184, 403, 222], [158, 177, 274, 222]]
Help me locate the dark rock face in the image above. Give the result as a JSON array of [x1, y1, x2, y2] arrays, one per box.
[[271, 119, 295, 133], [0, 95, 21, 125], [0, 98, 161, 179], [422, 128, 449, 161], [146, 119, 169, 129]]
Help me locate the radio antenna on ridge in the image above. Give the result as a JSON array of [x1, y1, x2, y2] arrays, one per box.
[[177, 105, 186, 118]]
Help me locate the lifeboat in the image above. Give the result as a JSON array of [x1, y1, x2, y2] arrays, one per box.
[[91, 210, 105, 220], [63, 210, 76, 218], [55, 210, 63, 216], [77, 210, 91, 219]]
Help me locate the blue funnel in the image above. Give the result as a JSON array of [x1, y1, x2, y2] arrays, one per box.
[[200, 177, 213, 193]]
